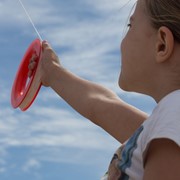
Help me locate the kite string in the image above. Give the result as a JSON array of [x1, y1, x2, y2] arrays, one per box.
[[18, 0, 133, 42], [18, 0, 43, 41], [119, 0, 134, 11]]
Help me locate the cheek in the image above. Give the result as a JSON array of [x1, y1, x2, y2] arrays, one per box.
[[121, 37, 126, 54], [120, 36, 132, 68], [120, 37, 127, 63], [119, 37, 130, 88]]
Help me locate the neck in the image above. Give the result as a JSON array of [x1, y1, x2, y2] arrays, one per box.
[[148, 77, 180, 103]]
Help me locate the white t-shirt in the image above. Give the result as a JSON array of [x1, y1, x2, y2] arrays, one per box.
[[102, 90, 180, 180]]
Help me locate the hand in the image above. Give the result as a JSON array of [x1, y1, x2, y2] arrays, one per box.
[[28, 40, 61, 87]]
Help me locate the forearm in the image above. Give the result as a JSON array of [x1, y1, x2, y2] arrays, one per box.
[[49, 65, 116, 120], [49, 66, 148, 142]]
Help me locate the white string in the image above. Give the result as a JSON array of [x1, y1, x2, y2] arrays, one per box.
[[119, 0, 134, 11], [18, 0, 43, 41]]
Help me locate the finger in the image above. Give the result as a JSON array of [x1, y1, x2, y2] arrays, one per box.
[[29, 54, 38, 65], [28, 62, 37, 70], [28, 70, 33, 78], [42, 40, 52, 51]]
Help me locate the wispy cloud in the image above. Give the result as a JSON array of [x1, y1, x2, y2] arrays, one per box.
[[0, 0, 156, 179], [22, 158, 41, 172], [0, 104, 118, 148], [0, 0, 153, 152]]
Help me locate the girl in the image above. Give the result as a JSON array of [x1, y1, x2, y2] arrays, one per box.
[[29, 0, 180, 179]]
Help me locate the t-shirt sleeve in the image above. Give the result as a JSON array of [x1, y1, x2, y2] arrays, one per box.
[[142, 111, 180, 163]]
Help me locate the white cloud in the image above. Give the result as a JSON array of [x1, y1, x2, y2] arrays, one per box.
[[0, 0, 153, 151], [0, 98, 119, 149], [0, 167, 6, 174], [0, 0, 150, 152], [0, 103, 119, 169], [0, 2, 156, 177], [22, 159, 41, 172]]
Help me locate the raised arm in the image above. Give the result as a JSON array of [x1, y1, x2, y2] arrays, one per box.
[[29, 41, 148, 143]]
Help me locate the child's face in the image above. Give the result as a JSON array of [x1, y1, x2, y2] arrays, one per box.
[[119, 0, 157, 94]]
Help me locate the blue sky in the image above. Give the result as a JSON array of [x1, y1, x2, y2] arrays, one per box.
[[0, 0, 156, 179]]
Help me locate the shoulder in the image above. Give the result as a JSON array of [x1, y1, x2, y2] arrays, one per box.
[[141, 91, 180, 150], [143, 138, 180, 180]]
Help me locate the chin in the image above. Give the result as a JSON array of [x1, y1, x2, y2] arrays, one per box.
[[118, 74, 138, 93], [118, 76, 131, 92], [119, 78, 149, 96]]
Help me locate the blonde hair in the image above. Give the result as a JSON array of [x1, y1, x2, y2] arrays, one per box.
[[144, 0, 180, 43]]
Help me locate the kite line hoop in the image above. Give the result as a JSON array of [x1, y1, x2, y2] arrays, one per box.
[[11, 39, 42, 111]]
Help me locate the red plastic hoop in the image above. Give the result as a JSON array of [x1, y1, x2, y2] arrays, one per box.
[[11, 39, 42, 111]]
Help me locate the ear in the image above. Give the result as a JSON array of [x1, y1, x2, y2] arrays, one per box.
[[155, 26, 174, 63]]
